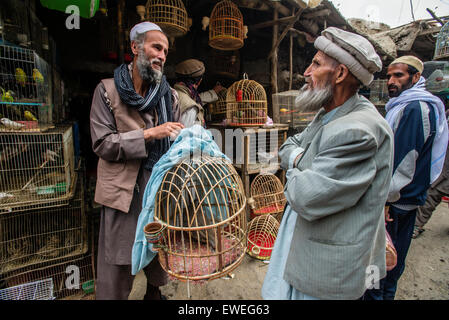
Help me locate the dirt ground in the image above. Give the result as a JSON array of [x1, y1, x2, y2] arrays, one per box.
[[129, 202, 449, 300]]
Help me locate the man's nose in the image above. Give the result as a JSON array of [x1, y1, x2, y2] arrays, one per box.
[[304, 65, 312, 78]]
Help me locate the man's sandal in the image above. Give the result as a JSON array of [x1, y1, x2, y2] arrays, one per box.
[[412, 226, 425, 239]]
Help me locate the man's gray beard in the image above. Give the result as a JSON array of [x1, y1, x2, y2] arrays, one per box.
[[136, 51, 163, 84], [295, 82, 333, 113]]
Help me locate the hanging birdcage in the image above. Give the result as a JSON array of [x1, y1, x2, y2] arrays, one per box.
[[246, 214, 279, 260], [145, 0, 189, 38], [434, 21, 449, 61], [248, 173, 286, 221], [209, 0, 244, 51], [208, 49, 240, 79], [150, 155, 247, 281], [209, 87, 227, 122], [0, 45, 53, 132], [226, 74, 267, 127]]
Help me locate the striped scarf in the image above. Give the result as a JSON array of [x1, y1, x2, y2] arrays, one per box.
[[114, 63, 173, 171]]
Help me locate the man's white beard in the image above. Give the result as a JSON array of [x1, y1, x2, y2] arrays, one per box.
[[136, 50, 163, 84], [295, 81, 333, 113]]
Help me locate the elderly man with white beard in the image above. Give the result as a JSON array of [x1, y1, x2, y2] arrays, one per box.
[[90, 22, 184, 300], [261, 27, 394, 300]]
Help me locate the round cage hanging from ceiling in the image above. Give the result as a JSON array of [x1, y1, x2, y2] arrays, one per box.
[[226, 74, 268, 127], [209, 0, 244, 51], [150, 155, 247, 281], [434, 21, 449, 60], [246, 214, 279, 260], [145, 0, 189, 38], [248, 173, 286, 222]]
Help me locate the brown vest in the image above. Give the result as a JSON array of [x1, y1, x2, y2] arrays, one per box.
[[174, 83, 205, 126], [94, 78, 145, 213]]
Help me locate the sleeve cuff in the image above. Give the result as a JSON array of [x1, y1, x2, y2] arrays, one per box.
[[288, 147, 304, 170]]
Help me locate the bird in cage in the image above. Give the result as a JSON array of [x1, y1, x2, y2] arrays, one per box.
[[15, 68, 27, 87], [32, 69, 44, 84], [24, 110, 37, 121], [1, 88, 14, 103], [1, 118, 24, 130]]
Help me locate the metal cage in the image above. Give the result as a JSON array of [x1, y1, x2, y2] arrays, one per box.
[[246, 214, 279, 260], [434, 21, 449, 61], [209, 0, 244, 51], [151, 155, 247, 281], [226, 75, 267, 127], [0, 45, 53, 132], [272, 90, 317, 128], [0, 125, 76, 214], [145, 0, 189, 38], [248, 173, 286, 221]]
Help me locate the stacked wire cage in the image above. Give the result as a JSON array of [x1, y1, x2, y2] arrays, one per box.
[[145, 0, 189, 38], [434, 21, 449, 61], [248, 173, 286, 222], [209, 0, 244, 51], [0, 44, 53, 132], [150, 155, 247, 282], [226, 74, 267, 127], [246, 214, 279, 260], [272, 90, 317, 129]]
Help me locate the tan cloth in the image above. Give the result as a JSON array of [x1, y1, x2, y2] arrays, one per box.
[[174, 83, 205, 127]]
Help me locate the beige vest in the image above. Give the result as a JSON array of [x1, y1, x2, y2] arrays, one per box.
[[174, 83, 205, 125], [94, 78, 145, 213]]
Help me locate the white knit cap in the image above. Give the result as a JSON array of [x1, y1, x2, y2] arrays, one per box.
[[314, 27, 382, 86], [130, 22, 163, 41]]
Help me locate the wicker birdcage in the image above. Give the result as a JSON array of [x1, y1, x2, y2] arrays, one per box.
[[272, 90, 317, 128], [0, 125, 76, 214], [145, 0, 189, 38], [209, 87, 227, 122], [0, 45, 53, 132], [434, 21, 449, 61], [151, 155, 247, 281], [208, 49, 240, 79], [246, 214, 279, 260], [226, 74, 267, 127], [209, 0, 244, 51], [248, 173, 286, 221]]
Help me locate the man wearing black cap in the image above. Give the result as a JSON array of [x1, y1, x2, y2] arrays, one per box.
[[174, 58, 224, 127]]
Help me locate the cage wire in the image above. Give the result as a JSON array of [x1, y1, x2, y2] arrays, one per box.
[[209, 0, 244, 51], [151, 155, 247, 282], [0, 44, 53, 132], [0, 278, 54, 300], [208, 49, 240, 79], [246, 214, 279, 260], [0, 125, 76, 214], [145, 0, 189, 38], [0, 171, 87, 274], [208, 87, 227, 122], [434, 21, 449, 60], [272, 90, 317, 127], [368, 80, 389, 105], [226, 74, 267, 127]]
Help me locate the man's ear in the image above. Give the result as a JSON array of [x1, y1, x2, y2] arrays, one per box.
[[335, 64, 350, 85], [412, 72, 421, 84], [131, 41, 139, 55]]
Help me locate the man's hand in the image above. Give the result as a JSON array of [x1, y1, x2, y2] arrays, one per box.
[[385, 205, 393, 223], [144, 122, 184, 141]]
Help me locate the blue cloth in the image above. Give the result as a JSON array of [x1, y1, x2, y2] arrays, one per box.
[[131, 125, 229, 275], [261, 205, 320, 300]]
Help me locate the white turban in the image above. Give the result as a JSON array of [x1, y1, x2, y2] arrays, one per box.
[[314, 27, 382, 86], [130, 22, 163, 41]]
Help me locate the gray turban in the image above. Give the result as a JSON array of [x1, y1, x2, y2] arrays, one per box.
[[314, 27, 382, 86]]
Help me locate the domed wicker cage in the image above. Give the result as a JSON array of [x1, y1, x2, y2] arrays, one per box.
[[145, 0, 189, 38], [209, 0, 244, 50], [247, 215, 279, 260], [208, 49, 240, 79], [209, 87, 228, 122], [434, 21, 449, 60], [249, 173, 286, 221], [226, 74, 268, 126], [152, 155, 247, 281]]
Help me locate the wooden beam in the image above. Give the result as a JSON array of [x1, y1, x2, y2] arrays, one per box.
[[303, 8, 331, 19], [426, 8, 445, 26], [117, 0, 125, 63], [260, 0, 291, 16], [250, 15, 298, 29], [271, 7, 279, 96]]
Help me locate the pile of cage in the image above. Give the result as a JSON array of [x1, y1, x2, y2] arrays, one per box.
[[226, 74, 267, 127], [0, 45, 53, 132], [149, 155, 247, 282], [246, 214, 279, 260], [272, 90, 317, 129], [145, 0, 189, 38], [434, 21, 449, 61]]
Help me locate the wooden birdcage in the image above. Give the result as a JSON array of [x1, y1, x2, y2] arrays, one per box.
[[434, 21, 449, 60], [145, 0, 189, 38], [248, 173, 286, 221], [246, 214, 279, 260], [209, 87, 227, 122], [151, 155, 247, 281], [208, 49, 240, 79], [209, 0, 244, 51], [226, 74, 267, 127]]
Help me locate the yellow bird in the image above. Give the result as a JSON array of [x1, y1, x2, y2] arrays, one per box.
[[1, 88, 14, 103], [24, 110, 37, 121], [15, 68, 27, 87], [32, 68, 44, 84]]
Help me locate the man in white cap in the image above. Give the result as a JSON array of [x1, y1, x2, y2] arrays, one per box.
[[363, 56, 448, 300], [90, 21, 184, 300], [262, 27, 394, 300]]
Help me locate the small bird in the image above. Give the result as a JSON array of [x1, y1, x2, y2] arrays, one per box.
[[15, 68, 26, 87], [1, 88, 14, 103], [1, 118, 24, 130], [32, 68, 44, 84], [24, 110, 37, 121]]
